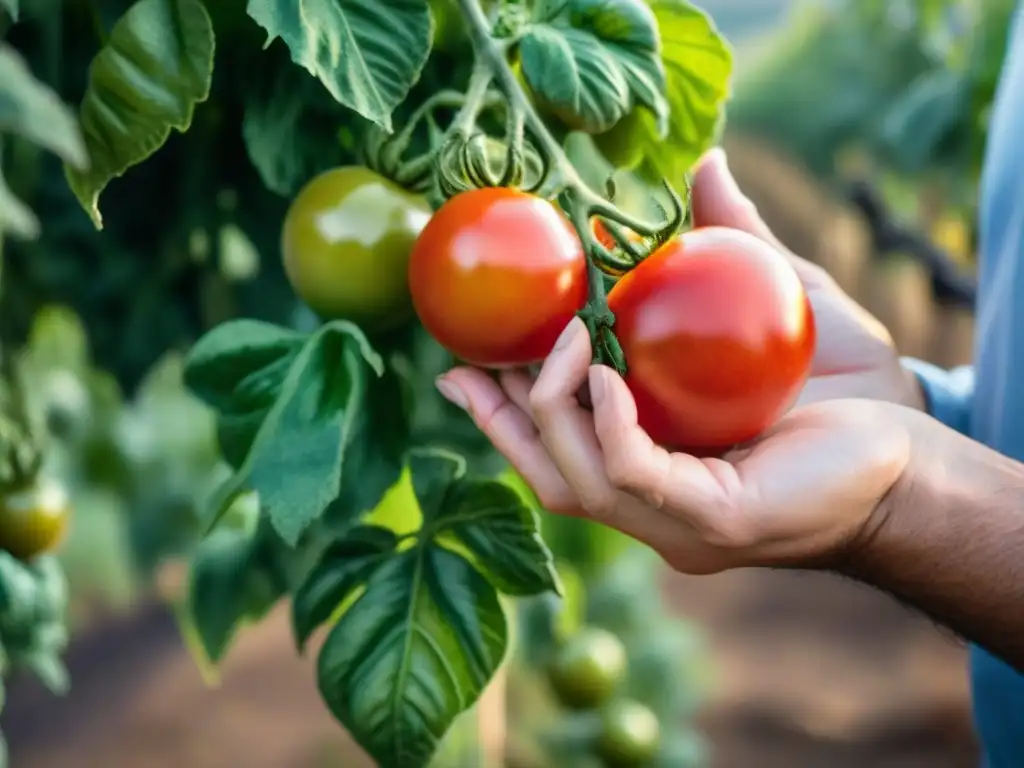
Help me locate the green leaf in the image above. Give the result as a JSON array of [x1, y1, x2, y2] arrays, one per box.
[[441, 479, 560, 597], [184, 319, 305, 414], [404, 450, 560, 596], [634, 0, 733, 181], [299, 448, 559, 767], [201, 321, 384, 545], [520, 0, 666, 134], [324, 364, 410, 534], [21, 649, 69, 695], [0, 552, 40, 628], [187, 523, 284, 664], [246, 0, 432, 131], [880, 68, 968, 172], [0, 171, 38, 239], [0, 43, 87, 166], [1, 0, 17, 22], [65, 0, 215, 228], [291, 525, 397, 650], [241, 41, 355, 197], [316, 543, 507, 768]]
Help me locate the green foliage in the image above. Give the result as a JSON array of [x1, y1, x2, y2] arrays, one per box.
[[297, 450, 557, 767], [0, 553, 69, 693], [1, 0, 731, 765], [0, 43, 85, 238], [247, 0, 433, 131], [730, 0, 1003, 196], [184, 318, 395, 544], [632, 0, 734, 182], [519, 0, 667, 134], [66, 0, 216, 228]]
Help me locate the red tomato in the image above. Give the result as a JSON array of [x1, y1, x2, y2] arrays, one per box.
[[409, 188, 588, 367], [608, 227, 815, 451]]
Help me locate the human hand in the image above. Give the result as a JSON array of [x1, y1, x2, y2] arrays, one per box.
[[692, 149, 924, 410], [437, 319, 914, 574]]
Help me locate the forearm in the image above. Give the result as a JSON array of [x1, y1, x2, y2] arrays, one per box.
[[843, 426, 1024, 670]]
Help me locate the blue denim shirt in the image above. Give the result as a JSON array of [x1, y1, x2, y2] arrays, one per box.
[[902, 6, 1024, 766]]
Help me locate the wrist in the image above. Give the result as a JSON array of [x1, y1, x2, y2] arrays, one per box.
[[840, 414, 1024, 585]]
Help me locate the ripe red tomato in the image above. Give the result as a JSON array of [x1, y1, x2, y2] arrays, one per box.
[[608, 227, 815, 451], [409, 187, 588, 367]]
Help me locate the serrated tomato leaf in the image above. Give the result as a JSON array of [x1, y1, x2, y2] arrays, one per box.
[[300, 448, 559, 767], [322, 365, 410, 534], [635, 0, 732, 180], [200, 321, 384, 545], [246, 0, 432, 131], [65, 0, 215, 228], [441, 479, 561, 597], [316, 544, 507, 768], [242, 41, 355, 196], [408, 448, 466, 524], [292, 525, 398, 650], [184, 319, 305, 414], [520, 0, 666, 134]]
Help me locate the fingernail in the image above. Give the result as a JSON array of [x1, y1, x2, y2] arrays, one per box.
[[552, 319, 578, 352], [436, 377, 468, 410], [588, 367, 606, 406]]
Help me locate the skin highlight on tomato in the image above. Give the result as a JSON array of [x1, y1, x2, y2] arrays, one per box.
[[409, 187, 587, 367], [547, 626, 628, 710], [597, 699, 662, 768], [282, 167, 432, 332], [0, 478, 70, 561], [608, 226, 816, 451]]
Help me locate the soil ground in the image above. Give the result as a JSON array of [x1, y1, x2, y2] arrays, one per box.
[[3, 567, 976, 768]]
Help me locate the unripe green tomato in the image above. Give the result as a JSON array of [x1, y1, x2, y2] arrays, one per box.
[[0, 478, 71, 561], [593, 110, 647, 172], [281, 167, 432, 333], [596, 699, 662, 768], [548, 626, 628, 710]]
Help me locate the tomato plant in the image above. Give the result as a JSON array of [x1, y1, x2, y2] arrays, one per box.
[[410, 187, 588, 367], [609, 227, 816, 450], [1, 0, 736, 765]]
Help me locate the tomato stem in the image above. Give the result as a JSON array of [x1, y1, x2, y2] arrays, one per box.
[[453, 0, 685, 374]]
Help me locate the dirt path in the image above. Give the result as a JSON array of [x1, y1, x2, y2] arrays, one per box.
[[4, 568, 975, 768]]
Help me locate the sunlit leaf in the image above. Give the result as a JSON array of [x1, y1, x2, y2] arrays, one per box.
[[246, 0, 432, 131]]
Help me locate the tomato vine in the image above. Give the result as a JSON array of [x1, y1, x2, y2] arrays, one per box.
[[0, 0, 733, 766]]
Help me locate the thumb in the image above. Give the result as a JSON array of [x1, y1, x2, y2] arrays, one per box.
[[690, 148, 784, 249], [690, 148, 830, 287]]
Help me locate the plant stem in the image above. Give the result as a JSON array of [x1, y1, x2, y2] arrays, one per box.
[[456, 0, 588, 195], [454, 0, 635, 372], [449, 61, 496, 136]]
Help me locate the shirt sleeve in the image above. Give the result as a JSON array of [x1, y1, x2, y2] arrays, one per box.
[[901, 357, 975, 435]]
